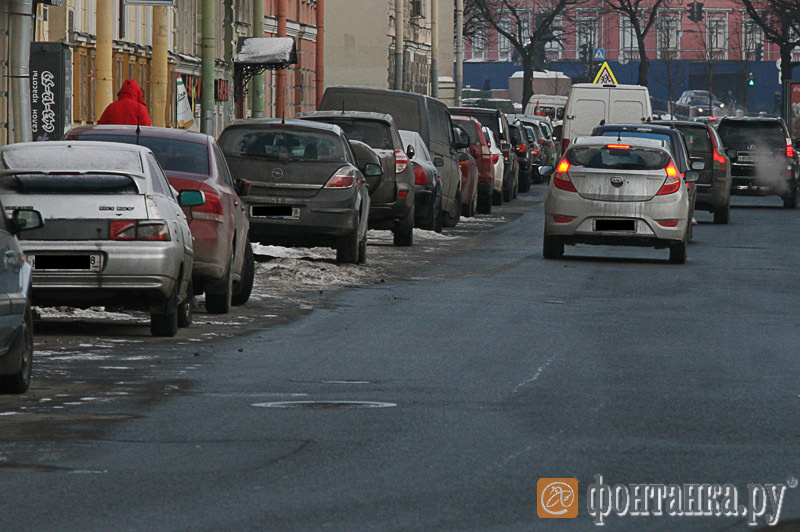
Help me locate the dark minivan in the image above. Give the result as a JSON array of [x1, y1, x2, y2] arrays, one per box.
[[319, 87, 464, 227]]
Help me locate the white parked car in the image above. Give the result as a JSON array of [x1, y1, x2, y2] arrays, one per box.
[[0, 141, 204, 336], [482, 127, 505, 205], [541, 137, 697, 264]]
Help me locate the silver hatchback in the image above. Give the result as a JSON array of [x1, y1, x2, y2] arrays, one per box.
[[542, 137, 698, 264], [0, 141, 204, 336]]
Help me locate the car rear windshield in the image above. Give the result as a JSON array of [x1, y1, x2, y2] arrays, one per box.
[[314, 119, 393, 150], [675, 125, 712, 154], [69, 134, 209, 175], [12, 173, 139, 194], [717, 121, 786, 149], [321, 92, 422, 134], [1, 146, 142, 172], [453, 120, 480, 144], [219, 127, 347, 162], [567, 146, 670, 170], [465, 113, 500, 141], [599, 131, 675, 153]]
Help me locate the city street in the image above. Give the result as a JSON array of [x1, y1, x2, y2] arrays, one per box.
[[1, 185, 800, 531]]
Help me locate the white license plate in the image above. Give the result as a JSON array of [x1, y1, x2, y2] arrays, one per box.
[[737, 155, 754, 162], [27, 253, 102, 271]]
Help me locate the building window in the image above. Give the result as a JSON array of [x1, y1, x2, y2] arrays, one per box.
[[743, 19, 764, 61], [472, 23, 486, 55], [657, 14, 680, 59], [543, 15, 563, 60], [410, 0, 423, 18], [619, 16, 638, 59], [118, 0, 125, 39], [707, 16, 728, 59], [577, 17, 598, 53], [499, 18, 511, 55]]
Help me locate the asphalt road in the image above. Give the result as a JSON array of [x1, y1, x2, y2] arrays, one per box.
[[1, 186, 799, 531]]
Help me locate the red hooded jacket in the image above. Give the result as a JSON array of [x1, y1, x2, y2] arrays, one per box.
[[97, 79, 152, 126]]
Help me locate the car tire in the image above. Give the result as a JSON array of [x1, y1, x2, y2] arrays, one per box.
[[443, 189, 461, 228], [542, 235, 563, 259], [783, 188, 798, 209], [232, 239, 255, 306], [0, 308, 33, 394], [357, 232, 367, 264], [713, 203, 730, 224], [433, 189, 444, 233], [492, 189, 503, 206], [393, 207, 414, 247], [503, 183, 513, 202], [206, 250, 234, 314], [669, 239, 687, 264], [151, 284, 179, 337], [477, 192, 492, 214], [177, 279, 193, 328], [336, 225, 360, 264]]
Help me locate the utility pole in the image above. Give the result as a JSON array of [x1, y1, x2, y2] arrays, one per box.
[[95, 0, 114, 120], [431, 0, 438, 98], [394, 0, 404, 91], [9, 0, 32, 143], [315, 0, 325, 107], [276, 0, 287, 118], [455, 0, 463, 105], [252, 0, 265, 118], [201, 0, 215, 134], [151, 6, 169, 127]]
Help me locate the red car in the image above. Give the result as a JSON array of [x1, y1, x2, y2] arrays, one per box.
[[66, 126, 255, 313], [451, 115, 494, 214]]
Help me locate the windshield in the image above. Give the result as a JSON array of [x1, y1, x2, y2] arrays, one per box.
[[717, 121, 787, 149], [567, 145, 671, 170], [599, 131, 674, 154], [69, 134, 209, 175], [312, 119, 394, 150], [218, 127, 347, 162], [1, 145, 143, 172], [675, 126, 712, 154]]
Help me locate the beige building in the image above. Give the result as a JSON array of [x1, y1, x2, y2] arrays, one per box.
[[324, 0, 453, 102]]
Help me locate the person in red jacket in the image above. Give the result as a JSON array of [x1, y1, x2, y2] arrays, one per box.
[[97, 78, 152, 126]]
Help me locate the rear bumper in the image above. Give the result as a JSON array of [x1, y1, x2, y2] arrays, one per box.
[[368, 183, 415, 230], [414, 184, 435, 224], [694, 181, 730, 211]]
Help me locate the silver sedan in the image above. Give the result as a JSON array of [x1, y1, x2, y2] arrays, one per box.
[[0, 141, 204, 336], [541, 137, 698, 264]]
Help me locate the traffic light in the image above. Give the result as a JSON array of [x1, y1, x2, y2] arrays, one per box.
[[579, 44, 588, 62], [686, 2, 704, 22], [686, 2, 696, 22], [747, 72, 755, 86], [754, 43, 763, 62]]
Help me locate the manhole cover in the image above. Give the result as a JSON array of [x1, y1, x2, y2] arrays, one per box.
[[250, 400, 396, 409]]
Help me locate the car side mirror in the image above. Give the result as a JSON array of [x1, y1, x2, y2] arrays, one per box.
[[433, 157, 444, 167], [178, 189, 206, 207], [684, 171, 700, 183], [500, 142, 511, 152], [362, 162, 383, 178], [11, 208, 44, 234], [691, 161, 706, 171], [725, 148, 737, 161], [234, 178, 251, 197], [457, 152, 469, 162], [406, 144, 415, 159], [539, 165, 555, 177], [456, 131, 471, 150]]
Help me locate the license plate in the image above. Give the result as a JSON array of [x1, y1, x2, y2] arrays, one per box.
[[251, 205, 301, 219], [595, 219, 636, 232], [28, 254, 102, 271], [737, 155, 754, 162]]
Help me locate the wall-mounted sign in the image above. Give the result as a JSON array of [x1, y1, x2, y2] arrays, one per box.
[[30, 42, 72, 141]]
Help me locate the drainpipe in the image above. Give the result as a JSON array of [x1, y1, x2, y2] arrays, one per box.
[[315, 0, 324, 107], [455, 0, 463, 106], [430, 0, 438, 98], [95, 0, 114, 121], [276, 0, 287, 118], [200, 0, 215, 134], [394, 0, 404, 91], [252, 0, 265, 118], [151, 6, 169, 127], [9, 0, 33, 143]]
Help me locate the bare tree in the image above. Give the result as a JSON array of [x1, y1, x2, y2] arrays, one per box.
[[606, 0, 671, 86], [738, 0, 800, 85], [466, 0, 591, 110], [650, 13, 681, 116]]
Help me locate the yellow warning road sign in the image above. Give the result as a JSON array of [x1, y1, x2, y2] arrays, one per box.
[[592, 62, 618, 85]]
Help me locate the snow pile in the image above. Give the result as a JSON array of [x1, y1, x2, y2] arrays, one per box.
[[235, 37, 296, 65], [36, 307, 145, 322]]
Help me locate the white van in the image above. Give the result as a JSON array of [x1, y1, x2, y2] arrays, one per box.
[[560, 83, 653, 152], [524, 94, 568, 122]]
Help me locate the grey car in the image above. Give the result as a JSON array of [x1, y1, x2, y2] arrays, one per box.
[[0, 141, 202, 337], [296, 111, 415, 246], [217, 119, 378, 264]]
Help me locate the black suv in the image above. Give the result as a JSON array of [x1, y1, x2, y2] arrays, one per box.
[[297, 111, 416, 245], [509, 123, 533, 193], [716, 117, 799, 208]]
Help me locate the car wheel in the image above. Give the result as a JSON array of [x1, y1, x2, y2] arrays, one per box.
[[177, 279, 193, 328], [477, 192, 492, 214], [492, 189, 503, 206], [713, 202, 730, 224], [443, 188, 461, 228], [206, 250, 234, 314], [519, 172, 531, 193], [336, 224, 360, 264], [0, 308, 33, 394], [231, 239, 255, 306], [669, 239, 687, 264], [542, 235, 563, 259], [357, 232, 367, 264], [503, 183, 513, 202], [433, 188, 444, 233], [393, 207, 414, 246], [151, 284, 179, 337], [783, 188, 798, 209]]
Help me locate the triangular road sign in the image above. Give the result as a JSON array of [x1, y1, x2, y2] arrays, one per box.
[[592, 62, 618, 85]]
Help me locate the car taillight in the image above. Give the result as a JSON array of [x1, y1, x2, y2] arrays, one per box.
[[539, 138, 547, 145], [459, 157, 469, 168], [516, 143, 527, 153], [657, 220, 679, 227], [531, 148, 540, 157], [665, 161, 679, 177], [492, 154, 499, 164], [786, 138, 795, 158], [553, 159, 576, 192], [191, 191, 225, 222], [658, 162, 682, 195], [413, 164, 427, 185], [325, 166, 356, 188], [395, 149, 409, 174], [713, 150, 727, 170], [110, 220, 171, 241]]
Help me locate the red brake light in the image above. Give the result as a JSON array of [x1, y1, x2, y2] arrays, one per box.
[[606, 144, 631, 150], [665, 162, 679, 177], [562, 138, 570, 152], [517, 143, 527, 153], [657, 176, 681, 195], [713, 150, 727, 169], [137, 221, 171, 241], [325, 166, 356, 188], [786, 138, 795, 158], [531, 148, 540, 157], [110, 220, 136, 241], [539, 138, 547, 145], [395, 149, 409, 174], [657, 220, 679, 227], [413, 164, 427, 185], [553, 159, 576, 192], [110, 220, 171, 241], [192, 191, 225, 222], [556, 159, 570, 173], [491, 154, 499, 164]]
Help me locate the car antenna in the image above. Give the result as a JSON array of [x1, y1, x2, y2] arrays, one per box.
[[617, 129, 621, 142], [341, 102, 345, 115], [136, 115, 141, 144]]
